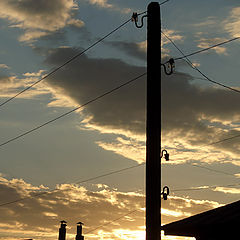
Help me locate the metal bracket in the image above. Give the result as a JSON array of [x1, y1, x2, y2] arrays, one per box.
[[131, 12, 148, 28], [161, 58, 175, 75], [161, 149, 169, 161], [162, 186, 170, 200]]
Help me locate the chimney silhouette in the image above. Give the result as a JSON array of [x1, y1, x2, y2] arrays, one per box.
[[75, 222, 84, 240], [58, 220, 67, 240]]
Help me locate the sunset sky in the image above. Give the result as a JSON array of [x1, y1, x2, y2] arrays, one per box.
[[0, 0, 240, 239]]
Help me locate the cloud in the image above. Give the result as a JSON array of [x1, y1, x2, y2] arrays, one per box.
[[197, 37, 228, 55], [97, 137, 146, 163], [0, 175, 221, 240], [11, 46, 234, 164], [2, 45, 240, 165], [0, 71, 50, 99], [0, 64, 9, 69], [83, 0, 131, 14], [213, 186, 240, 194], [108, 29, 183, 61], [224, 7, 240, 38], [88, 0, 113, 9], [0, 0, 84, 42], [193, 17, 217, 27]]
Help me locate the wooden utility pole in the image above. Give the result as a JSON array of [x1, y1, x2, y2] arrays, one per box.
[[146, 2, 161, 240]]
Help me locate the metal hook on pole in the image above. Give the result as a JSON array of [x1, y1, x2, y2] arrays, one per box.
[[161, 58, 175, 75], [132, 12, 148, 28], [161, 149, 169, 161], [162, 186, 170, 200]]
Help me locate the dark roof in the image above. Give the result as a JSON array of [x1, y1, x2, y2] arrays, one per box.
[[162, 200, 240, 239]]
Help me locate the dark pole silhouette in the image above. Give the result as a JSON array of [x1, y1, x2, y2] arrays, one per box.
[[146, 2, 161, 240], [58, 220, 67, 240]]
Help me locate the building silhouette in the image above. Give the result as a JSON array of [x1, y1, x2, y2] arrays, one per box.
[[162, 200, 240, 240]]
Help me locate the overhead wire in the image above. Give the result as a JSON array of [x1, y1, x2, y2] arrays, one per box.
[[172, 182, 240, 193], [174, 37, 240, 61], [1, 159, 238, 208], [0, 0, 175, 208], [188, 163, 235, 177], [162, 30, 240, 94], [0, 163, 145, 207], [85, 209, 141, 235], [162, 30, 240, 146], [0, 12, 147, 110], [0, 72, 146, 148], [205, 133, 240, 146]]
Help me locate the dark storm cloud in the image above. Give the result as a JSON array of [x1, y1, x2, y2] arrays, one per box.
[[107, 41, 146, 60], [44, 47, 240, 153]]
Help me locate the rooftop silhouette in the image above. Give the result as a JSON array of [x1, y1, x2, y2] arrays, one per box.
[[162, 200, 240, 240]]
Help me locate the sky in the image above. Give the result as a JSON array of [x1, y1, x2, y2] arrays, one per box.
[[0, 0, 240, 239]]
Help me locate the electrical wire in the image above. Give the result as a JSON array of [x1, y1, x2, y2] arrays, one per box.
[[85, 209, 140, 234], [0, 72, 146, 148], [174, 37, 240, 61], [0, 163, 145, 207], [162, 31, 240, 147], [161, 30, 240, 94], [1, 160, 238, 207], [188, 163, 235, 177], [0, 13, 147, 110], [172, 182, 240, 193], [206, 133, 240, 146], [159, 0, 170, 6]]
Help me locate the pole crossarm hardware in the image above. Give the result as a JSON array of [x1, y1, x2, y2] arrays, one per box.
[[161, 149, 170, 161], [131, 12, 148, 28], [162, 186, 170, 200], [161, 58, 175, 75]]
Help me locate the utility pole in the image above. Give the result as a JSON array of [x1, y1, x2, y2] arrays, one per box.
[[146, 2, 161, 240]]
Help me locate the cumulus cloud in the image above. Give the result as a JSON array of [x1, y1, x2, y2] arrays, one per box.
[[0, 71, 50, 99], [83, 0, 131, 14], [0, 175, 221, 240], [38, 46, 240, 164], [213, 186, 240, 194], [197, 37, 228, 55], [0, 64, 10, 69], [1, 44, 240, 165], [224, 7, 240, 38], [193, 17, 217, 28], [0, 0, 84, 42]]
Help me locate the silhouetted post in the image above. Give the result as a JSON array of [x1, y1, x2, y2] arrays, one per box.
[[146, 2, 161, 240]]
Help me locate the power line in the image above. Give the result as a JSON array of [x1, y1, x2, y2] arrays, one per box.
[[188, 163, 235, 177], [162, 31, 240, 149], [0, 72, 146, 148], [169, 155, 236, 177], [161, 31, 240, 94], [172, 182, 240, 192], [0, 163, 145, 207], [85, 209, 140, 235], [206, 133, 240, 146], [174, 37, 240, 61], [0, 13, 147, 110], [159, 0, 170, 6]]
